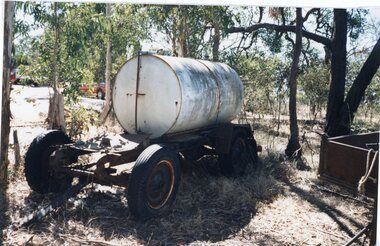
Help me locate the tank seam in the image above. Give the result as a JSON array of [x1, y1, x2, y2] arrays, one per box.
[[152, 55, 183, 137]]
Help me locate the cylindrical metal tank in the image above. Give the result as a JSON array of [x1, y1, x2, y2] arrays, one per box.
[[112, 54, 243, 138]]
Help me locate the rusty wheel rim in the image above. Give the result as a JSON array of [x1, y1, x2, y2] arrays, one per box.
[[146, 160, 175, 209]]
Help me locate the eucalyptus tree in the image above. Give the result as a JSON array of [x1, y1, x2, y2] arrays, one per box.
[[18, 2, 73, 130], [17, 3, 149, 124], [147, 5, 233, 60], [284, 8, 303, 158], [227, 7, 306, 158], [100, 3, 112, 121], [147, 5, 206, 58], [228, 7, 379, 137], [299, 62, 330, 120], [99, 4, 149, 120], [1, 1, 15, 185], [346, 56, 380, 123], [203, 6, 235, 61]]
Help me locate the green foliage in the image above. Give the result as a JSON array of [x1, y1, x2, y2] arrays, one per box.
[[13, 4, 379, 131], [65, 106, 98, 140], [351, 118, 380, 133], [298, 62, 329, 117], [236, 55, 288, 116], [347, 57, 380, 122], [146, 5, 234, 58], [15, 3, 149, 104], [13, 54, 30, 67], [347, 9, 368, 40], [260, 29, 283, 54]]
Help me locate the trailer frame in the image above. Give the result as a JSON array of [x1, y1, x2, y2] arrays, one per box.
[[25, 122, 259, 219]]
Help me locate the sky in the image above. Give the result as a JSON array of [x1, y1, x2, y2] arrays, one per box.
[[14, 4, 380, 53]]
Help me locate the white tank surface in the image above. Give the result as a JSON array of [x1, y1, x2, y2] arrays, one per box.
[[112, 54, 243, 139]]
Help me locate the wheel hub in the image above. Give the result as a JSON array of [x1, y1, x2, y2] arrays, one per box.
[[146, 160, 175, 209]]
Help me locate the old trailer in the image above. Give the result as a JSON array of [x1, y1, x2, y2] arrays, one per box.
[[24, 53, 259, 219], [318, 131, 379, 197]]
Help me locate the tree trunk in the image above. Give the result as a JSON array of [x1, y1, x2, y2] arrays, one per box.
[[47, 2, 65, 131], [227, 8, 375, 137], [1, 0, 15, 233], [285, 8, 302, 159], [178, 30, 187, 57], [276, 94, 281, 135], [100, 4, 112, 122], [1, 1, 14, 184], [178, 7, 188, 57], [171, 18, 178, 56], [212, 21, 220, 62], [325, 9, 347, 137], [13, 130, 21, 176], [336, 37, 380, 134]]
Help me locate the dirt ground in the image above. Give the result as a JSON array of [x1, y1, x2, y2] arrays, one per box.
[[1, 86, 375, 245]]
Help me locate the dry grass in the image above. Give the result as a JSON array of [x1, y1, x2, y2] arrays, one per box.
[[2, 116, 375, 246]]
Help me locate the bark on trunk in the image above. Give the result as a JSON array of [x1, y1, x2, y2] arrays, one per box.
[[336, 37, 380, 134], [178, 7, 188, 57], [325, 9, 347, 137], [13, 130, 21, 176], [212, 21, 220, 62], [178, 32, 187, 57], [47, 2, 65, 131], [1, 1, 14, 184], [1, 0, 15, 233], [100, 4, 112, 122], [48, 89, 65, 130], [171, 21, 177, 56], [226, 8, 375, 138], [285, 8, 302, 158]]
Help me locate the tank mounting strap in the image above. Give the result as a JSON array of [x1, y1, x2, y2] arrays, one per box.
[[135, 51, 142, 132]]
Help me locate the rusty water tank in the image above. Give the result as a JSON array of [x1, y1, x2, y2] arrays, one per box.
[[112, 54, 243, 138]]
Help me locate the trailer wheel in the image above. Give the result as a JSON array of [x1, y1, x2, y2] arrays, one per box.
[[127, 144, 181, 220], [219, 130, 257, 177], [25, 130, 74, 194]]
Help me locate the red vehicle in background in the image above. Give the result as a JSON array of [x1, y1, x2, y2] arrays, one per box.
[[10, 69, 17, 82], [10, 68, 39, 87], [79, 82, 106, 100]]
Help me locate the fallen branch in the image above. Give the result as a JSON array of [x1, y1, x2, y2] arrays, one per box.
[[86, 216, 120, 227], [11, 181, 87, 229], [10, 122, 47, 128], [343, 223, 371, 246], [312, 226, 349, 240], [58, 233, 120, 246], [311, 184, 373, 207]]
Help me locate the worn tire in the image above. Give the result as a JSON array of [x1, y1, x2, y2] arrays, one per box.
[[219, 130, 258, 177], [127, 144, 181, 220], [25, 130, 74, 194]]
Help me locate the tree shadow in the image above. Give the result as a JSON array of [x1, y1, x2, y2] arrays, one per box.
[[20, 158, 284, 245], [0, 184, 8, 246], [285, 181, 366, 238]]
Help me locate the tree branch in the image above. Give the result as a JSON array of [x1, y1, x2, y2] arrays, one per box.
[[227, 23, 332, 48], [258, 7, 264, 23], [303, 8, 320, 22], [285, 33, 295, 47], [341, 37, 380, 126], [280, 8, 286, 25]]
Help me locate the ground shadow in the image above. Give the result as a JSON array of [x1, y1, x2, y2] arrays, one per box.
[[20, 157, 284, 245], [285, 181, 367, 238], [0, 184, 8, 246]]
